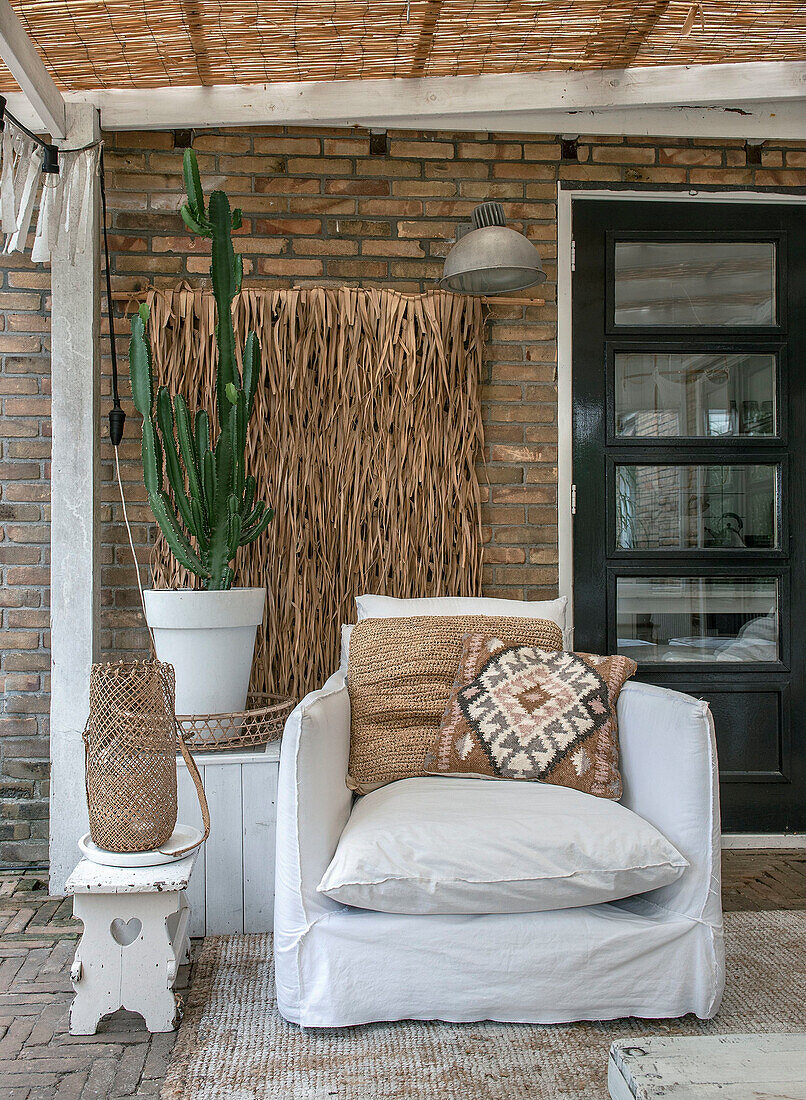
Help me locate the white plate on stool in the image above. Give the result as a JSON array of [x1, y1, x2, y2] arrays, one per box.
[[78, 824, 203, 868]]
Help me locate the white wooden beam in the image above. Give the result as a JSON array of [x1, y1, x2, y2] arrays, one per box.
[[72, 59, 806, 132], [49, 102, 101, 896], [0, 58, 802, 140], [4, 95, 797, 144], [0, 0, 65, 139], [381, 103, 806, 141], [2, 77, 806, 143]]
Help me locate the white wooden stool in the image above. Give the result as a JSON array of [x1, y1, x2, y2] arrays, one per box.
[[609, 1034, 806, 1099], [65, 852, 198, 1035]]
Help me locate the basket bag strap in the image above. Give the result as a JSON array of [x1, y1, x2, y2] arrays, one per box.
[[167, 728, 211, 856]]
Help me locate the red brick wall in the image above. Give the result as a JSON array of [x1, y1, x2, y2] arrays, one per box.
[[2, 125, 805, 864], [0, 259, 51, 863]]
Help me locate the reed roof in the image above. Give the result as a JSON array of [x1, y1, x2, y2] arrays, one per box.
[[0, 1, 804, 93]]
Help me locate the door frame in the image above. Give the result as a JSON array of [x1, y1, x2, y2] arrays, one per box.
[[557, 184, 806, 846]]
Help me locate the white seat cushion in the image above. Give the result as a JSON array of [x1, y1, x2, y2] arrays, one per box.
[[318, 777, 687, 915]]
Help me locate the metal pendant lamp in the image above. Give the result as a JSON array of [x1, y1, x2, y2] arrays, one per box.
[[440, 201, 547, 296]]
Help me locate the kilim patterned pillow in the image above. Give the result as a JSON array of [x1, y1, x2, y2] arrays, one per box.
[[424, 635, 637, 799], [347, 615, 563, 794]]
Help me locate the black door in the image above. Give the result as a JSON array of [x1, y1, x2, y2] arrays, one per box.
[[572, 199, 806, 832]]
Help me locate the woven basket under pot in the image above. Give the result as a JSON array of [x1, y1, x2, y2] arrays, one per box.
[[84, 659, 208, 854]]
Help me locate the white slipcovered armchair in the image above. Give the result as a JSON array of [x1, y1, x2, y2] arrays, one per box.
[[274, 670, 724, 1027]]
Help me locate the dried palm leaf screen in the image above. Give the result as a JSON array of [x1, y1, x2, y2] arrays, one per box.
[[146, 287, 486, 701], [1, 1, 805, 91]]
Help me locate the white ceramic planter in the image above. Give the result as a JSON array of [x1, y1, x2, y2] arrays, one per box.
[[143, 588, 266, 716]]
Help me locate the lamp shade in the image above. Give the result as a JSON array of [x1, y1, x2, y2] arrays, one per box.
[[440, 202, 546, 296]]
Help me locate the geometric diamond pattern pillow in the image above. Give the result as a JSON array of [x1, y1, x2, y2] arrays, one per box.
[[424, 634, 637, 799], [347, 615, 563, 794]]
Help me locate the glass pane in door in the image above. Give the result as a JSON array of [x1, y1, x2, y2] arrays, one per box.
[[616, 576, 779, 664], [614, 241, 776, 326], [615, 351, 777, 438], [615, 464, 777, 550]]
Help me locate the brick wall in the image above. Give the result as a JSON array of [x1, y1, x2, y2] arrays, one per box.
[[0, 257, 51, 864], [2, 125, 805, 864]]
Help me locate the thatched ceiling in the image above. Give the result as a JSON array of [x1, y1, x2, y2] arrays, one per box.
[[0, 1, 804, 92]]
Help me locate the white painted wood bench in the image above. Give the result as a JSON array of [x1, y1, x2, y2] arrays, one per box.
[[609, 1034, 806, 1100], [66, 851, 198, 1035]]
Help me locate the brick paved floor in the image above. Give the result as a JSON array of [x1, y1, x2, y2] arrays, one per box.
[[721, 848, 806, 911], [0, 871, 188, 1098], [0, 851, 804, 1098]]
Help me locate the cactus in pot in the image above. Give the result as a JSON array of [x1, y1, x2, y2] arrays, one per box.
[[129, 149, 274, 591], [130, 150, 272, 717]]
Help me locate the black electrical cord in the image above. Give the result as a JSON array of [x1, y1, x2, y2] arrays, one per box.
[[0, 94, 58, 173], [99, 147, 125, 447], [99, 146, 151, 643]]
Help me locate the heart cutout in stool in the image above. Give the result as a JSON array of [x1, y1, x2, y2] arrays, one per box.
[[110, 917, 142, 946]]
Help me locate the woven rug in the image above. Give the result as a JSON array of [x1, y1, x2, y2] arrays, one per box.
[[162, 911, 806, 1100]]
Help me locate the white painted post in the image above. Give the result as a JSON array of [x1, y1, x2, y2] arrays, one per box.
[[49, 103, 101, 896]]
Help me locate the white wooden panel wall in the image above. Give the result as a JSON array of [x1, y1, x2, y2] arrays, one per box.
[[177, 743, 280, 935], [242, 763, 278, 933], [176, 767, 206, 938]]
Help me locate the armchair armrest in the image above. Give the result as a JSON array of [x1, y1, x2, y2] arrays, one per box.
[[617, 681, 722, 928], [274, 671, 353, 937]]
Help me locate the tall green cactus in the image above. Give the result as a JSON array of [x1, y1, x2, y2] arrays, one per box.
[[129, 149, 273, 590]]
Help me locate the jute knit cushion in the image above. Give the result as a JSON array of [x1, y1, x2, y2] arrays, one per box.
[[425, 636, 637, 799], [346, 615, 563, 794]]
